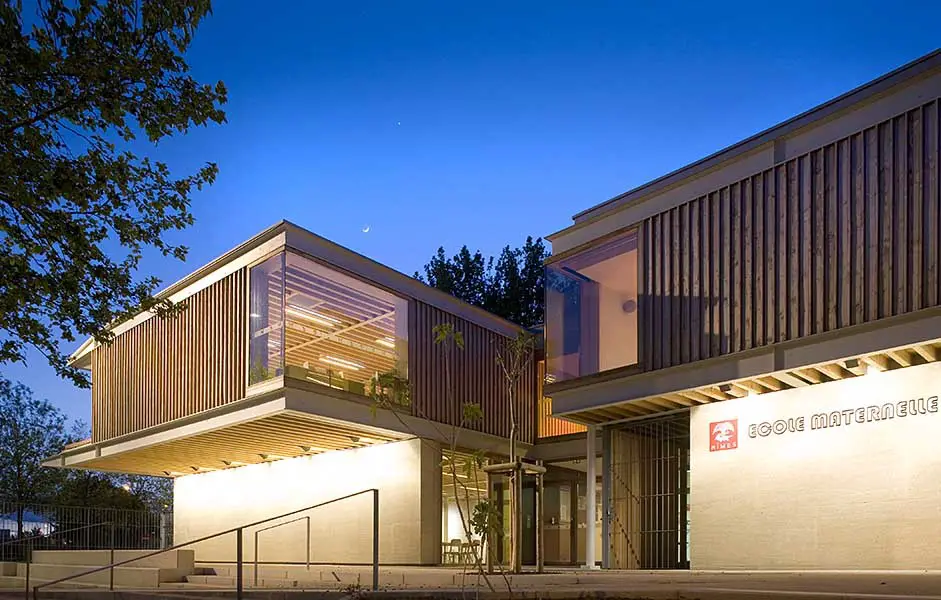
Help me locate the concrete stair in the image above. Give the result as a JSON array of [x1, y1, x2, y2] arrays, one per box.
[[0, 549, 196, 591]]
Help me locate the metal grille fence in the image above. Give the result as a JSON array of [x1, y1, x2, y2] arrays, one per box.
[[0, 502, 172, 562], [606, 412, 690, 570]]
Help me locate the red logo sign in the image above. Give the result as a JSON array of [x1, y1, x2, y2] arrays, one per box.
[[710, 419, 738, 452]]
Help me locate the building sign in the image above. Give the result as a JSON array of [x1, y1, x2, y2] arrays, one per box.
[[745, 395, 938, 442], [709, 419, 738, 452]]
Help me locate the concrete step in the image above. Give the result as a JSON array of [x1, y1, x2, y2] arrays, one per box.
[[0, 575, 101, 590], [0, 564, 16, 577], [15, 563, 191, 587], [30, 549, 194, 570]]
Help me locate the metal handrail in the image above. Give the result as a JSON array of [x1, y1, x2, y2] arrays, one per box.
[[0, 521, 115, 600], [253, 515, 310, 586], [33, 488, 380, 600]]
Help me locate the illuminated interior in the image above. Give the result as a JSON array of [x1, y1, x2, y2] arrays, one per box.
[[545, 229, 638, 383], [249, 251, 409, 399], [441, 452, 489, 563]]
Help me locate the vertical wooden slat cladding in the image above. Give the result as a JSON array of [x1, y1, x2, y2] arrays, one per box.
[[410, 301, 536, 444], [641, 99, 941, 370], [90, 270, 248, 442], [536, 361, 587, 438]]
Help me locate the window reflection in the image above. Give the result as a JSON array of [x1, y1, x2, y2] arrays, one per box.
[[248, 253, 285, 384], [545, 230, 638, 382], [249, 251, 409, 402]]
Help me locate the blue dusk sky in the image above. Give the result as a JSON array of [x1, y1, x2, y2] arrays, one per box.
[[6, 1, 941, 423]]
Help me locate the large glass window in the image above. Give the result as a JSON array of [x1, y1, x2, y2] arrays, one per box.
[[249, 251, 409, 400], [249, 253, 285, 384], [545, 230, 638, 383]]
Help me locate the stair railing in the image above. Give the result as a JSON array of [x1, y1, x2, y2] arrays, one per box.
[[32, 488, 379, 600], [253, 515, 309, 586], [0, 521, 115, 600]]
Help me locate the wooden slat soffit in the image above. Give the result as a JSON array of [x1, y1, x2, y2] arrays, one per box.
[[568, 341, 941, 425]]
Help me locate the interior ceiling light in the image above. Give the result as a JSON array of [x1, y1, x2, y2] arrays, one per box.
[[250, 313, 262, 318], [222, 460, 248, 467], [286, 305, 340, 327], [376, 337, 396, 349], [320, 355, 364, 370], [300, 445, 328, 454], [258, 453, 289, 461]]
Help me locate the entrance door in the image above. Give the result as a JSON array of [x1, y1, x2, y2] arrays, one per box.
[[607, 413, 690, 569]]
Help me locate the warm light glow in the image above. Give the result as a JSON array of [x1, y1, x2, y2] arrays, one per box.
[[376, 336, 396, 349], [320, 355, 365, 370], [286, 305, 340, 327], [258, 453, 290, 461]]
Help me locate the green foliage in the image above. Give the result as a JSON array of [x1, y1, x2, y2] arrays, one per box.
[[462, 402, 483, 424], [470, 498, 501, 541], [0, 0, 227, 387], [368, 369, 411, 410], [0, 376, 70, 533], [55, 471, 146, 511], [416, 237, 550, 327], [248, 357, 274, 386], [432, 322, 464, 350]]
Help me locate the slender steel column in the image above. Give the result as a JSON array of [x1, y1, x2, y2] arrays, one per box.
[[585, 425, 598, 569]]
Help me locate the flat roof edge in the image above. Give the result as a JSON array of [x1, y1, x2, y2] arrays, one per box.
[[566, 48, 941, 228]]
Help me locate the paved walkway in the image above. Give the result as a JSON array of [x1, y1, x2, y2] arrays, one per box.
[[6, 569, 941, 599]]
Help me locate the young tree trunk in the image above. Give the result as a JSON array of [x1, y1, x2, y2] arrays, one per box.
[[16, 505, 24, 538]]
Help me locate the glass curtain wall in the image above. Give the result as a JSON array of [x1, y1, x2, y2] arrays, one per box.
[[249, 253, 285, 384], [441, 452, 489, 565], [545, 230, 638, 383], [248, 251, 409, 401]]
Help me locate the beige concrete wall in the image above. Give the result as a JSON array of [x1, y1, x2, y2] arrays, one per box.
[[173, 438, 440, 565], [690, 361, 941, 570]]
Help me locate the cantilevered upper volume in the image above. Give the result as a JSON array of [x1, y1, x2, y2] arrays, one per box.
[[51, 220, 543, 477]]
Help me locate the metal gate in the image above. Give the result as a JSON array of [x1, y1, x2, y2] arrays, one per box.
[[605, 412, 689, 570]]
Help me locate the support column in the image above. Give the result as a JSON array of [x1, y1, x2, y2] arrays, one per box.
[[585, 425, 599, 569], [601, 426, 611, 569]]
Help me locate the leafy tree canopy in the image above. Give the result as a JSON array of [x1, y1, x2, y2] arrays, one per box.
[[0, 0, 226, 387], [0, 376, 173, 537], [0, 376, 71, 516], [416, 237, 549, 328]]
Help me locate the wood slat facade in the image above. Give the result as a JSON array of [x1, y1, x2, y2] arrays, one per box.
[[91, 270, 249, 442], [536, 361, 587, 438], [640, 98, 941, 371], [409, 301, 536, 444]]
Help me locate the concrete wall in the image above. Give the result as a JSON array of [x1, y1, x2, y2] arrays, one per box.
[[173, 438, 441, 565], [690, 361, 941, 569]]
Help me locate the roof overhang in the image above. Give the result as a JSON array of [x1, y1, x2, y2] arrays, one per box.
[[47, 378, 530, 477], [70, 220, 525, 369], [547, 307, 941, 426]]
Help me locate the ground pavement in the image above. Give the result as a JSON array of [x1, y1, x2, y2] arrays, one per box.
[[3, 568, 941, 600]]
